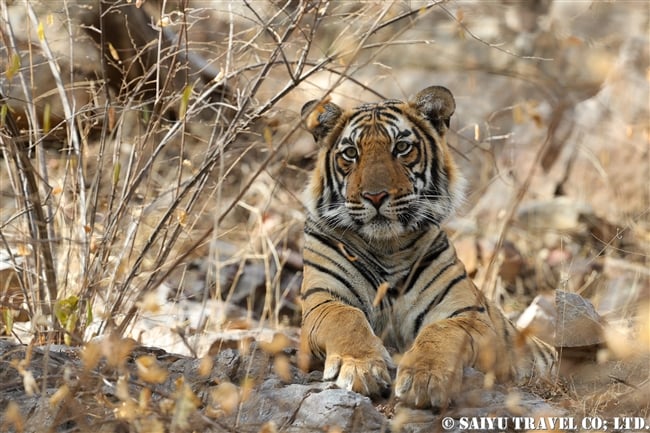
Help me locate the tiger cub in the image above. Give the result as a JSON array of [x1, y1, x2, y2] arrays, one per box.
[[298, 86, 557, 408]]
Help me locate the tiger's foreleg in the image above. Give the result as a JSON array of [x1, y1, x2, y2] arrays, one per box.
[[300, 293, 393, 397], [394, 314, 507, 408]]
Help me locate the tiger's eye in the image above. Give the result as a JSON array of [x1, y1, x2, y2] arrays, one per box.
[[394, 141, 412, 154], [341, 147, 358, 160]]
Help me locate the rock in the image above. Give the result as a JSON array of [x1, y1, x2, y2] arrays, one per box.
[[232, 380, 387, 432], [554, 290, 605, 347], [595, 257, 650, 315], [516, 197, 594, 232]]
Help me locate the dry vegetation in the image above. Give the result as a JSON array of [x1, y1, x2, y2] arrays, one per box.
[[0, 1, 648, 432]]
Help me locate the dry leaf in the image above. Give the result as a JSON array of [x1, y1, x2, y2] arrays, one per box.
[[22, 370, 38, 396], [3, 401, 24, 432], [116, 375, 130, 401], [135, 355, 168, 384], [37, 22, 45, 41], [172, 377, 201, 429], [209, 382, 240, 416], [139, 388, 151, 410], [263, 126, 273, 148], [49, 384, 70, 406], [240, 376, 255, 403], [107, 42, 119, 61], [114, 400, 138, 422], [108, 106, 116, 131], [137, 291, 161, 314], [373, 282, 390, 307], [138, 417, 164, 433], [103, 335, 136, 369], [337, 242, 357, 261], [273, 355, 292, 382], [198, 355, 213, 377], [259, 332, 292, 355], [81, 341, 102, 371], [259, 421, 278, 433]]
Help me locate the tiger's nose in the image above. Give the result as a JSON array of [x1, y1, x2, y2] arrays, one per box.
[[362, 191, 388, 208]]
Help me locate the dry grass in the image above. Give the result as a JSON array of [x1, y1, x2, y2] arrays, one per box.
[[1, 0, 649, 431], [1, 0, 406, 340]]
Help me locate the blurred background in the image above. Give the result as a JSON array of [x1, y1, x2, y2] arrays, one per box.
[[0, 0, 648, 425]]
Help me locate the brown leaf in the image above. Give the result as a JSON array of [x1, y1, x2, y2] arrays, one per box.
[[373, 282, 390, 307], [135, 355, 168, 384]]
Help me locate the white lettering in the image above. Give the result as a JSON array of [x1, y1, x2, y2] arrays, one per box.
[[457, 417, 510, 430]]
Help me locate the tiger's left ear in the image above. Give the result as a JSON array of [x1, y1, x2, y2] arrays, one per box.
[[301, 98, 343, 142], [410, 86, 456, 135]]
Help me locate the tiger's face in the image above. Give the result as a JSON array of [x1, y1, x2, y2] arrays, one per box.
[[303, 86, 464, 243]]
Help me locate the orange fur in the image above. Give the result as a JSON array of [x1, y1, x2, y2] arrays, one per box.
[[299, 86, 557, 408]]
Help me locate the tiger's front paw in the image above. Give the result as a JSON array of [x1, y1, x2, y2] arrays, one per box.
[[323, 338, 393, 398], [395, 346, 463, 408]]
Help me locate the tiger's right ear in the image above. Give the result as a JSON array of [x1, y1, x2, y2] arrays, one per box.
[[301, 98, 343, 142]]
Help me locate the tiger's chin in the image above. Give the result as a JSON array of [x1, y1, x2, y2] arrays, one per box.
[[358, 217, 409, 244]]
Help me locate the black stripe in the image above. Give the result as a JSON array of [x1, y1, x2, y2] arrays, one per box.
[[311, 228, 387, 282], [303, 258, 349, 287], [401, 232, 449, 295], [305, 228, 385, 288], [310, 308, 331, 358], [412, 129, 427, 179], [399, 232, 424, 251], [302, 287, 334, 300], [304, 227, 392, 303], [348, 110, 372, 126], [448, 305, 486, 319], [316, 146, 337, 217], [304, 243, 350, 273], [304, 229, 342, 254], [303, 259, 366, 310], [460, 324, 477, 364], [396, 129, 413, 140], [404, 147, 422, 169], [416, 232, 449, 270], [332, 149, 350, 183], [378, 109, 400, 123], [414, 271, 467, 333], [346, 254, 385, 289], [405, 257, 453, 297], [530, 337, 555, 369], [425, 133, 442, 193], [302, 298, 336, 320], [501, 313, 511, 342]]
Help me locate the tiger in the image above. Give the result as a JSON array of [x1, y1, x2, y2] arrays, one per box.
[[298, 85, 557, 409]]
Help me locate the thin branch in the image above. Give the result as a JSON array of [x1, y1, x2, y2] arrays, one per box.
[[438, 3, 554, 62]]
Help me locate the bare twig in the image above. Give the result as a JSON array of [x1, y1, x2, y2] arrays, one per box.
[[482, 102, 568, 300]]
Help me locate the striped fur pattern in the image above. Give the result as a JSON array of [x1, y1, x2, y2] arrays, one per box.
[[299, 86, 557, 408]]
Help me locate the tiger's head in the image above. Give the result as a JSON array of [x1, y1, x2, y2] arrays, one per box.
[[302, 86, 465, 243]]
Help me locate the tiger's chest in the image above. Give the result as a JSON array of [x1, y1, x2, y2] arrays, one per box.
[[302, 220, 464, 350]]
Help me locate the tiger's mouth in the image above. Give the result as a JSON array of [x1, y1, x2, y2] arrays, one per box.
[[367, 214, 393, 228], [345, 195, 422, 241], [356, 209, 409, 241]]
